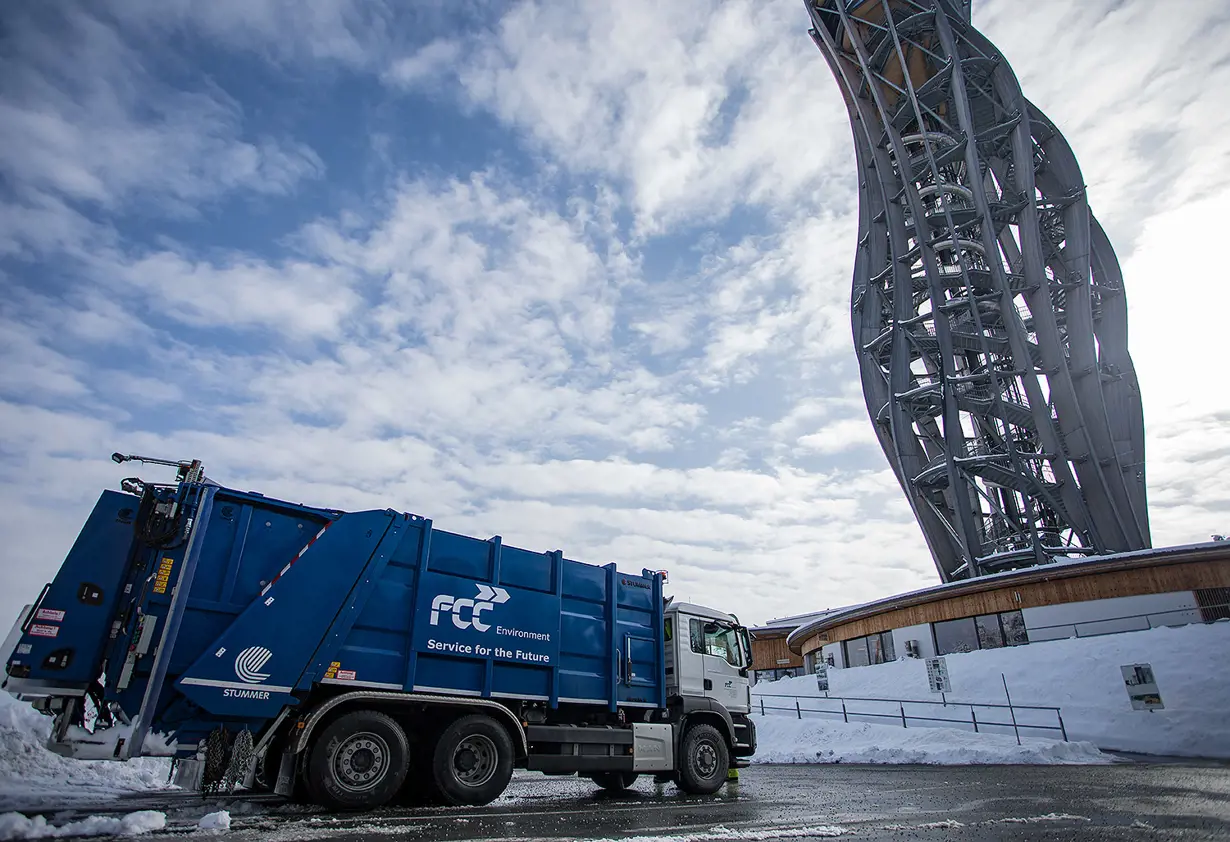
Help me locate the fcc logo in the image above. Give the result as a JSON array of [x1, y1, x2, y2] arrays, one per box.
[[430, 584, 510, 632]]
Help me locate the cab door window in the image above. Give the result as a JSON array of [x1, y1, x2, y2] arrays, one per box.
[[689, 619, 705, 654], [690, 618, 745, 667]]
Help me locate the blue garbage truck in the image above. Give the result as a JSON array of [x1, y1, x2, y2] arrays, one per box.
[[4, 455, 756, 809]]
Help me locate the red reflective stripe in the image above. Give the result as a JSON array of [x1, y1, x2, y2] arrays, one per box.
[[260, 522, 332, 596]]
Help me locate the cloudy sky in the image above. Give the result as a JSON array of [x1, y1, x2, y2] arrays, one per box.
[[1, 0, 1227, 630]]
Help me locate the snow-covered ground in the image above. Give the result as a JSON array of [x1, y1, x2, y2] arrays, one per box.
[[0, 622, 1218, 837], [0, 811, 165, 840], [752, 715, 1106, 765], [0, 691, 173, 813], [754, 622, 1230, 758]]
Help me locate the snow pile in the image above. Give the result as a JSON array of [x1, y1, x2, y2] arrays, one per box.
[[0, 810, 165, 839], [752, 715, 1107, 765], [756, 622, 1230, 757], [0, 692, 173, 811], [197, 811, 231, 831]]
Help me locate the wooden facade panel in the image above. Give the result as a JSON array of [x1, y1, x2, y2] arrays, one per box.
[[751, 633, 803, 669], [796, 559, 1230, 653]]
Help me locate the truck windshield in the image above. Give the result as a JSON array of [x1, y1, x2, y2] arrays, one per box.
[[696, 620, 746, 668]]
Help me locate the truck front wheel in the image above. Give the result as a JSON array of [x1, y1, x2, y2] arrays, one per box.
[[432, 714, 515, 806], [307, 710, 410, 810], [677, 723, 729, 795]]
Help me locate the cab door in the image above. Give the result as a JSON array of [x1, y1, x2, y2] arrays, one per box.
[[690, 618, 749, 712]]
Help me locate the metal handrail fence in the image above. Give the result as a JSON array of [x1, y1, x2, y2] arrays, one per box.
[[752, 691, 1067, 745]]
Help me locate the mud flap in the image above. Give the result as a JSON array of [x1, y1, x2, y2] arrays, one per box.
[[274, 749, 297, 797]]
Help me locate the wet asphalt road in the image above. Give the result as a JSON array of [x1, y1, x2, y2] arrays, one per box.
[[21, 762, 1230, 841]]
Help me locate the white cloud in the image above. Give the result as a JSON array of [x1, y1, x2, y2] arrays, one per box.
[[0, 3, 323, 232], [1121, 191, 1230, 547], [105, 0, 397, 68], [0, 321, 89, 401], [109, 251, 362, 340], [454, 0, 853, 232], [385, 40, 463, 89], [975, 0, 1230, 250], [797, 419, 878, 456]]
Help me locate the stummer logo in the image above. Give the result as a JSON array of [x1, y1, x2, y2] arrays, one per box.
[[430, 584, 510, 632], [234, 646, 273, 684]]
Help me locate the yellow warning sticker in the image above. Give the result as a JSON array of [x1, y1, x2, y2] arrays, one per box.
[[324, 661, 341, 679], [152, 557, 175, 594]]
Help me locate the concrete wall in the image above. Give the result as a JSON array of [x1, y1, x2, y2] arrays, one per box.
[[890, 623, 936, 660], [1022, 590, 1200, 642]]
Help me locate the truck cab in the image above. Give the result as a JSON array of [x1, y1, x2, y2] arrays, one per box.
[[664, 602, 756, 761]]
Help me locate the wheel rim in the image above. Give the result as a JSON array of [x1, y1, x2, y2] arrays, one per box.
[[694, 738, 719, 779], [331, 731, 390, 793], [452, 734, 498, 788]]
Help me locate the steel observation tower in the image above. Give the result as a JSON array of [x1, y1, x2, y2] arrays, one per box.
[[805, 0, 1150, 580]]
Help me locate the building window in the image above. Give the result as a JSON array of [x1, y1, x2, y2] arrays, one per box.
[[844, 637, 870, 667], [935, 611, 1028, 655], [975, 615, 1005, 649], [933, 617, 979, 654], [842, 632, 895, 667], [1001, 610, 1028, 645], [869, 631, 895, 662]]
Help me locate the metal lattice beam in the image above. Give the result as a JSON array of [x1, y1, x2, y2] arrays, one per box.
[[805, 0, 1149, 580]]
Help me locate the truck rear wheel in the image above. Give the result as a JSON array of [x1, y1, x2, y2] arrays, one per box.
[[431, 714, 514, 806], [677, 723, 729, 795], [307, 710, 410, 811], [590, 771, 639, 791]]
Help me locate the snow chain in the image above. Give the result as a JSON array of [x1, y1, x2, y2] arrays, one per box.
[[201, 727, 231, 795], [225, 729, 255, 793], [201, 727, 254, 795]]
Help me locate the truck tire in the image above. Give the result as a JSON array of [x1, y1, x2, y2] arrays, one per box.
[[307, 710, 410, 811], [590, 771, 639, 791], [431, 714, 515, 806], [676, 723, 729, 795]]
